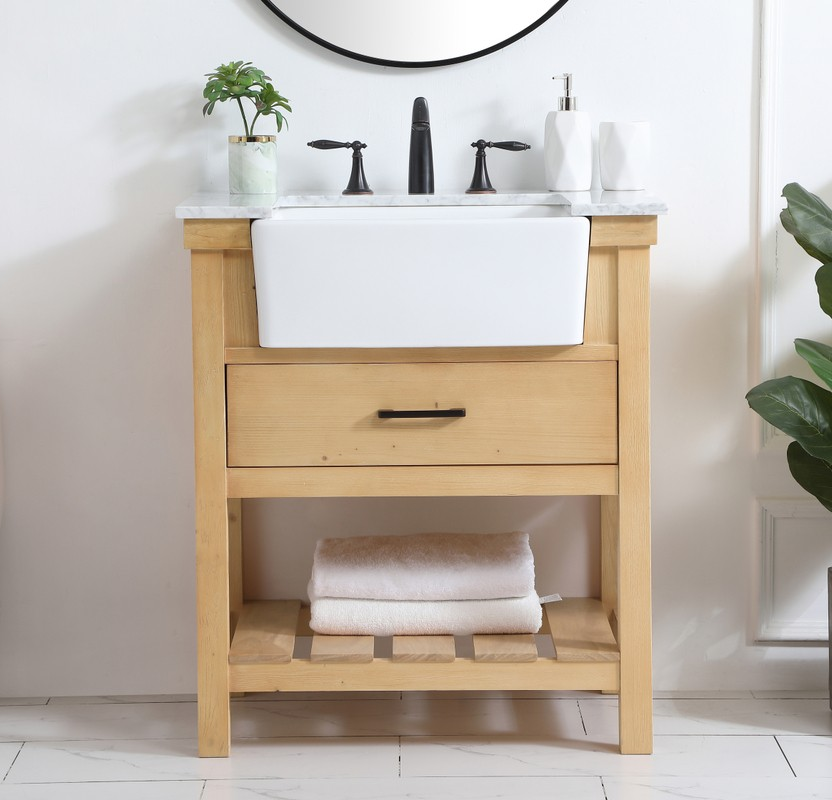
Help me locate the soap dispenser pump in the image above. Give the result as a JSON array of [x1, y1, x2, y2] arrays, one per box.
[[544, 73, 592, 192]]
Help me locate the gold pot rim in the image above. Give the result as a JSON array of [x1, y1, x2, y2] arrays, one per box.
[[228, 135, 275, 143]]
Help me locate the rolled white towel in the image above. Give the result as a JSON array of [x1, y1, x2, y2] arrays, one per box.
[[309, 592, 543, 636], [308, 531, 535, 602]]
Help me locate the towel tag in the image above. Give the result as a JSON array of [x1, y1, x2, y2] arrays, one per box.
[[538, 593, 562, 604]]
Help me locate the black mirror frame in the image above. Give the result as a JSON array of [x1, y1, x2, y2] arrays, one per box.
[[259, 0, 571, 69]]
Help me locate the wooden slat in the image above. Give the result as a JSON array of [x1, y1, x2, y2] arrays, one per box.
[[472, 634, 538, 662], [227, 465, 619, 498], [229, 600, 300, 665], [224, 344, 619, 365], [545, 599, 619, 662], [184, 219, 251, 250], [230, 659, 619, 693], [392, 636, 456, 663], [590, 216, 657, 247], [310, 635, 374, 663]]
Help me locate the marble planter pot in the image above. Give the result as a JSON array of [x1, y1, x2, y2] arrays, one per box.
[[829, 567, 831, 709], [228, 135, 278, 194]]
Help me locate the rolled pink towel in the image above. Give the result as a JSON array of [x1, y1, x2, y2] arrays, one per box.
[[308, 531, 535, 602]]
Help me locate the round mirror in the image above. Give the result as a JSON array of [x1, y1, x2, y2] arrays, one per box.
[[261, 0, 571, 68]]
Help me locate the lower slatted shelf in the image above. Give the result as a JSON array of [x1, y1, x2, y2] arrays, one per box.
[[228, 597, 620, 693]]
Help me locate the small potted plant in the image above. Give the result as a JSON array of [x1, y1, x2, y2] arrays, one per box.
[[202, 60, 292, 194], [746, 182, 832, 707]]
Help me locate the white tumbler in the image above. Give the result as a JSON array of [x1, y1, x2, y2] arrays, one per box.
[[599, 121, 651, 191]]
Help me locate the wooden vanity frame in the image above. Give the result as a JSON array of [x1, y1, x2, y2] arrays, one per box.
[[184, 214, 655, 757]]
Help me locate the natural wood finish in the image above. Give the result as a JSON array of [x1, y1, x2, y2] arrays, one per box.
[[225, 344, 619, 365], [600, 495, 619, 621], [184, 219, 252, 250], [226, 465, 619, 498], [296, 604, 314, 636], [223, 252, 259, 347], [228, 499, 243, 636], [311, 635, 374, 663], [616, 245, 653, 754], [590, 216, 657, 248], [185, 214, 657, 756], [545, 598, 619, 662], [473, 634, 538, 662], [227, 362, 618, 467], [584, 248, 618, 345], [191, 250, 231, 757], [392, 636, 456, 663], [229, 600, 300, 664], [229, 659, 619, 693]]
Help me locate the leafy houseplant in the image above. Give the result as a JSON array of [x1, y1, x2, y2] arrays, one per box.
[[746, 182, 832, 707], [202, 61, 291, 137], [202, 61, 292, 194], [746, 183, 832, 508]]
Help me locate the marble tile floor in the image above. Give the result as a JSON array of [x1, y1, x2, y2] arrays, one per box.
[[0, 691, 831, 799]]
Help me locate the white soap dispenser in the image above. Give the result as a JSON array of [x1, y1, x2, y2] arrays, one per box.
[[544, 73, 592, 192]]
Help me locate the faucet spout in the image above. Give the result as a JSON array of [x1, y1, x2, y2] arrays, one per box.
[[408, 97, 434, 194]]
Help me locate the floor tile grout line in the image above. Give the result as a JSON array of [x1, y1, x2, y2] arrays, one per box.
[[2, 742, 24, 782], [576, 699, 588, 735], [774, 734, 798, 777]]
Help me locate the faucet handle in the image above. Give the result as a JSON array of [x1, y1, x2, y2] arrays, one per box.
[[488, 141, 532, 152], [466, 140, 531, 194], [308, 139, 366, 151], [307, 139, 373, 195]]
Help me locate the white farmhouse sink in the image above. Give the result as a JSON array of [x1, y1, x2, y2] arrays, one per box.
[[251, 205, 590, 348]]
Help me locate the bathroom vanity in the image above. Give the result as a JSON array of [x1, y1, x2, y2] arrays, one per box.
[[177, 190, 665, 757]]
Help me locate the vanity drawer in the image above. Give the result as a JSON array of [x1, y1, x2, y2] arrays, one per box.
[[226, 362, 618, 467]]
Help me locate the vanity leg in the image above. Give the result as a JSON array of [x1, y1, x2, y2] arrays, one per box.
[[192, 250, 231, 757], [600, 496, 619, 695], [600, 495, 619, 633], [228, 499, 244, 635], [616, 245, 653, 755], [228, 499, 246, 699]]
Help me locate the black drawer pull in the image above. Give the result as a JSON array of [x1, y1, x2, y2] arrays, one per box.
[[377, 408, 467, 419]]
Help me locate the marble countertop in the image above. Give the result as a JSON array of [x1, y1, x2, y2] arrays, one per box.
[[176, 190, 667, 219]]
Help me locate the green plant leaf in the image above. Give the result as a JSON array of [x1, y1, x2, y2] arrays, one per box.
[[787, 441, 832, 512], [795, 338, 832, 389], [781, 183, 832, 263], [815, 263, 832, 319], [201, 61, 290, 135], [746, 376, 832, 461]]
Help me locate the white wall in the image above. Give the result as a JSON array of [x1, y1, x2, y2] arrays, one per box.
[[1, 0, 823, 696]]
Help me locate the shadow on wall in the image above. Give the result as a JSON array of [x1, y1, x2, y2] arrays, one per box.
[[650, 243, 827, 691], [0, 138, 202, 693]]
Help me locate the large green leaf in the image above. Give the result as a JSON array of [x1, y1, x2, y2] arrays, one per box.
[[787, 441, 832, 512], [781, 183, 832, 263], [815, 263, 832, 319], [746, 376, 832, 461], [795, 338, 832, 389]]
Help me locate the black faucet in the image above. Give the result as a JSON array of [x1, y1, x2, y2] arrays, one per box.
[[408, 97, 434, 194]]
